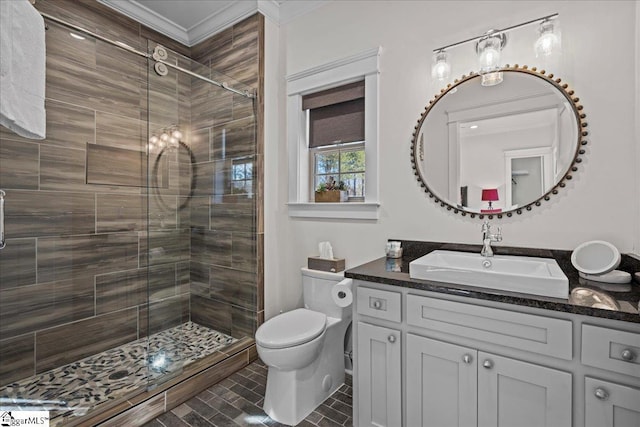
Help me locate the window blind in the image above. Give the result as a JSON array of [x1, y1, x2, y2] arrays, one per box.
[[303, 81, 365, 148]]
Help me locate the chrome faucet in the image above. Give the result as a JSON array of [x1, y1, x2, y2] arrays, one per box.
[[481, 221, 502, 257]]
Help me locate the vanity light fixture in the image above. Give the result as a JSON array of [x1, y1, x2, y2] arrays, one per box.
[[430, 13, 559, 84], [534, 18, 560, 57], [431, 50, 451, 82], [149, 125, 183, 151]]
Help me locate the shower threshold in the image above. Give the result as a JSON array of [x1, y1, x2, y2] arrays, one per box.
[[0, 321, 236, 426]]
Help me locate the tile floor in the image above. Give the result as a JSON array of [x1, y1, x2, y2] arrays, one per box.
[[144, 360, 353, 427]]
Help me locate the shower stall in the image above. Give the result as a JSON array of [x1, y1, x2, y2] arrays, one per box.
[[0, 6, 260, 426]]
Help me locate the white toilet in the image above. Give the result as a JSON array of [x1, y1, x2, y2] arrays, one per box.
[[255, 268, 352, 425]]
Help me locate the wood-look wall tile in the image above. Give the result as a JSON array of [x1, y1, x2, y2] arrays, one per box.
[[4, 191, 95, 239], [46, 54, 141, 118], [189, 261, 210, 298], [191, 28, 232, 64], [34, 0, 97, 35], [148, 67, 180, 128], [139, 294, 190, 338], [86, 144, 145, 187], [210, 195, 256, 233], [232, 232, 257, 273], [189, 196, 210, 229], [139, 228, 190, 267], [39, 145, 86, 191], [0, 238, 36, 289], [0, 138, 39, 189], [38, 233, 139, 283], [192, 160, 214, 197], [142, 28, 191, 57], [0, 276, 94, 340], [255, 154, 264, 234], [0, 333, 34, 386], [190, 128, 211, 163], [209, 266, 256, 310], [164, 349, 249, 409], [43, 99, 96, 150], [256, 233, 264, 312], [96, 194, 146, 233], [211, 117, 256, 160], [35, 308, 138, 373], [232, 15, 259, 49], [190, 229, 232, 267], [190, 295, 231, 335], [231, 305, 256, 339], [45, 22, 96, 69], [96, 40, 145, 83], [95, 264, 177, 315], [177, 261, 190, 295], [96, 111, 145, 151], [149, 195, 178, 230], [232, 95, 256, 121]]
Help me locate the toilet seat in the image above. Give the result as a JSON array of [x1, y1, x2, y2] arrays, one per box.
[[256, 308, 326, 349]]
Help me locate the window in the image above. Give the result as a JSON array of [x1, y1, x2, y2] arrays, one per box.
[[303, 80, 366, 201], [311, 142, 365, 200], [231, 158, 253, 196], [286, 47, 381, 219]]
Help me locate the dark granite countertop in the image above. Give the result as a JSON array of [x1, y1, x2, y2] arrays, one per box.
[[345, 240, 640, 324]]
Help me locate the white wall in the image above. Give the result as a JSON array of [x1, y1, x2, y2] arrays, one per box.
[[264, 0, 640, 318], [635, 0, 640, 256]]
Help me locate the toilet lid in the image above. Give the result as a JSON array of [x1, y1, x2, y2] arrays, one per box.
[[256, 308, 327, 349]]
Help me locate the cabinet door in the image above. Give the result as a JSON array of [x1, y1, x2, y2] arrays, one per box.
[[406, 334, 477, 427], [477, 352, 571, 427], [585, 377, 640, 427], [356, 322, 401, 427]]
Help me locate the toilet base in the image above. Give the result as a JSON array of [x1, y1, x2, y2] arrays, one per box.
[[262, 319, 347, 425]]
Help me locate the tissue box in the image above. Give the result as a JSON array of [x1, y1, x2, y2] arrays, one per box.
[[308, 257, 345, 273]]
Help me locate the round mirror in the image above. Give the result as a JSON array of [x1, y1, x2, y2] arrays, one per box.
[[411, 66, 588, 219]]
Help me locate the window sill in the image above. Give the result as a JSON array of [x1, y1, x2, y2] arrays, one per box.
[[287, 202, 380, 220]]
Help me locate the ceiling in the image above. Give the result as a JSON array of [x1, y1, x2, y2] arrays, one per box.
[[98, 0, 327, 46]]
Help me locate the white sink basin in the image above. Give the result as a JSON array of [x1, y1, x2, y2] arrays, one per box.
[[409, 250, 569, 298]]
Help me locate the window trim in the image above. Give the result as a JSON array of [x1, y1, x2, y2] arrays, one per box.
[[286, 47, 381, 220]]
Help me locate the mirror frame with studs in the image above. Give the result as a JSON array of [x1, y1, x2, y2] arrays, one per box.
[[411, 65, 588, 220]]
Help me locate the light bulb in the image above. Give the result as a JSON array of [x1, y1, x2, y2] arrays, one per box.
[[171, 129, 183, 140], [476, 31, 505, 74], [430, 51, 451, 82], [169, 136, 178, 147], [149, 135, 159, 144], [160, 132, 169, 142], [535, 20, 560, 57]]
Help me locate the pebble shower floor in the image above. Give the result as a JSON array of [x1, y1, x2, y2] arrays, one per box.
[[0, 322, 236, 426]]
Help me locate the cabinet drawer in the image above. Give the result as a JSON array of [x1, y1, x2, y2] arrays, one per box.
[[356, 286, 401, 322], [582, 324, 640, 378], [406, 294, 573, 360]]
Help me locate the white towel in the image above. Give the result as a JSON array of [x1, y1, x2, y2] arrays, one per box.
[[0, 0, 46, 139]]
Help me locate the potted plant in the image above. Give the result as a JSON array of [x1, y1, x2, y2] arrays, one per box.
[[315, 176, 349, 202]]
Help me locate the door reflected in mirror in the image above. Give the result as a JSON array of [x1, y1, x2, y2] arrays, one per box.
[[412, 67, 587, 218]]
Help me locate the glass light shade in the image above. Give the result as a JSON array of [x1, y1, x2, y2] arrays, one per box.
[[171, 129, 183, 140], [535, 20, 560, 57], [160, 132, 169, 142], [169, 136, 179, 147], [431, 51, 451, 82], [481, 71, 503, 86], [477, 36, 502, 73], [149, 135, 159, 144]]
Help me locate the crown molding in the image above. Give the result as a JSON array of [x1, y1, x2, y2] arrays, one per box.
[[99, 0, 332, 47], [97, 0, 190, 45]]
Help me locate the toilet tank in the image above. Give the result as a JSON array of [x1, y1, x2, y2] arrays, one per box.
[[301, 267, 351, 319]]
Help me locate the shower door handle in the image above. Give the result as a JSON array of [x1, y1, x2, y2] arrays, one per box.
[[0, 190, 5, 249]]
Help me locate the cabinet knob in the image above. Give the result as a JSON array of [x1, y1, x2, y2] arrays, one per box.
[[621, 349, 636, 362], [388, 334, 396, 343], [373, 300, 382, 309], [462, 354, 473, 364], [482, 359, 493, 369], [594, 387, 609, 401]]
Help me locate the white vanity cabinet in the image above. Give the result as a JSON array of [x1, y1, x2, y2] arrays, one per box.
[[355, 286, 402, 427], [352, 279, 640, 427]]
